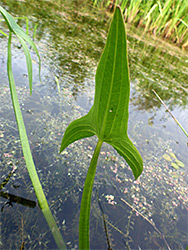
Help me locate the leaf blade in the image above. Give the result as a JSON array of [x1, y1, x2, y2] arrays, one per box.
[[109, 137, 143, 179], [7, 32, 66, 249], [93, 6, 130, 140], [60, 6, 143, 179], [60, 111, 96, 153]]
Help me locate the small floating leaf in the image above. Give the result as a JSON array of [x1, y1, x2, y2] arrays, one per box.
[[172, 173, 178, 178], [169, 152, 177, 159], [175, 160, 185, 168], [163, 154, 172, 162], [171, 162, 179, 170]]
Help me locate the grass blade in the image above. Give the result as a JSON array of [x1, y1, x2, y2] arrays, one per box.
[[7, 31, 66, 250], [0, 29, 8, 36], [152, 89, 188, 139], [17, 34, 33, 95], [0, 6, 41, 86]]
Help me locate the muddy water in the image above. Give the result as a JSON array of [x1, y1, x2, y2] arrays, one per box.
[[0, 1, 188, 249]]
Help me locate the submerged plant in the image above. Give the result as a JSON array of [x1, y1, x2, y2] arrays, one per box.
[[0, 7, 66, 249], [60, 6, 143, 249]]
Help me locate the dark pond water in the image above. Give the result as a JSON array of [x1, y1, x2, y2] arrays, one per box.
[[0, 1, 188, 249]]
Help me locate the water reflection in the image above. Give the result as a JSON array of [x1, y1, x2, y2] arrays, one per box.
[[128, 30, 188, 111], [2, 0, 187, 110]]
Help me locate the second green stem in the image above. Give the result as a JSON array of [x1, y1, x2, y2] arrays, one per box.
[[79, 139, 103, 250]]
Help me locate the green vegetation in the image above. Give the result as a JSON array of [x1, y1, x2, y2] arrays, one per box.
[[1, 5, 143, 249], [1, 1, 187, 249], [0, 6, 66, 249], [60, 6, 143, 249], [92, 0, 188, 48]]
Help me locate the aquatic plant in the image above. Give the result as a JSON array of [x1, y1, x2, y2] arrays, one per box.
[[92, 0, 188, 48], [0, 7, 66, 249], [60, 6, 143, 249]]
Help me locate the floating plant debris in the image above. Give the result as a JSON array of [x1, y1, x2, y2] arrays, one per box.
[[163, 151, 185, 170]]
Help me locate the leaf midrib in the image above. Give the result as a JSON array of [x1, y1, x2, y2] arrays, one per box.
[[109, 33, 123, 137], [99, 14, 119, 140]]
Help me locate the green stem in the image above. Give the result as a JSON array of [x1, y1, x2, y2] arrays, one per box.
[[79, 139, 103, 250], [152, 89, 188, 138], [7, 32, 66, 250]]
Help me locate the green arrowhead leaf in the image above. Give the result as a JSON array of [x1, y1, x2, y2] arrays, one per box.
[[60, 6, 143, 179]]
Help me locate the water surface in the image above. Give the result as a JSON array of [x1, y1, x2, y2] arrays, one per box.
[[0, 1, 188, 249]]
